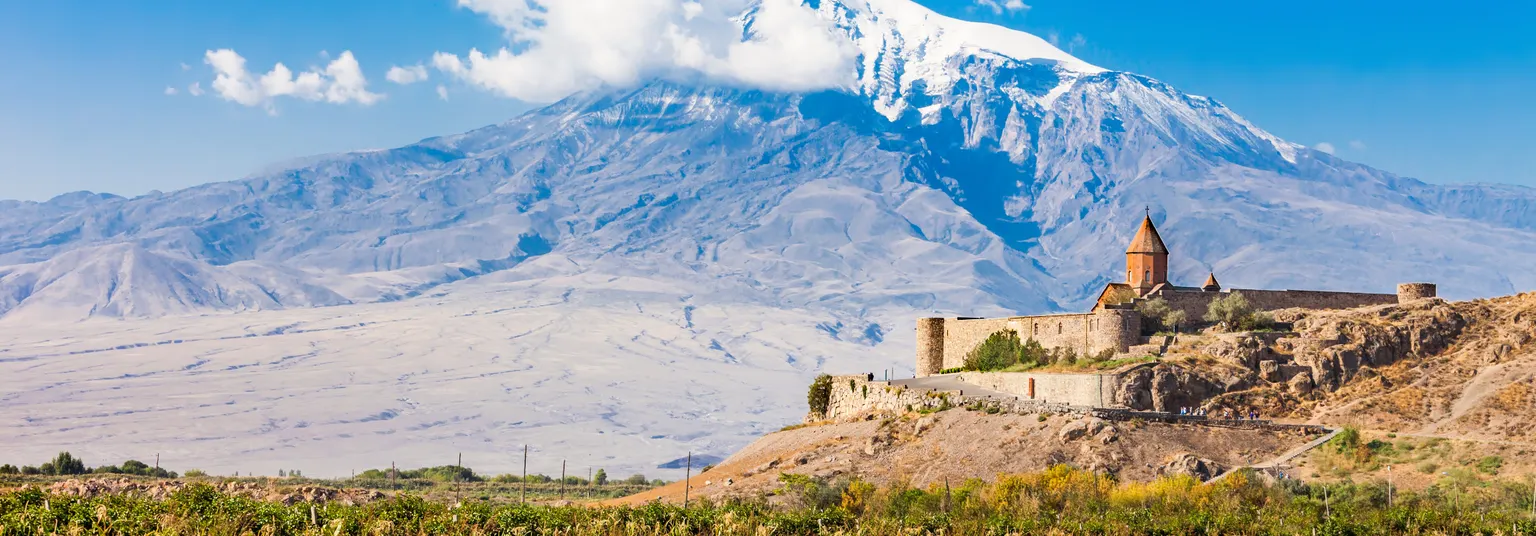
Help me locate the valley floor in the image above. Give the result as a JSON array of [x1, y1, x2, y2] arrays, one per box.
[[0, 275, 902, 479]]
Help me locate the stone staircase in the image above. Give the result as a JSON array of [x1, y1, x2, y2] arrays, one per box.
[[1126, 335, 1176, 356]]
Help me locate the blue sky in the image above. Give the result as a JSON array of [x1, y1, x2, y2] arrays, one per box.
[[1, 0, 1533, 201]]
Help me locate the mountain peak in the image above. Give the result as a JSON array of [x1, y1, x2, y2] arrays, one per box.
[[829, 0, 1103, 73]]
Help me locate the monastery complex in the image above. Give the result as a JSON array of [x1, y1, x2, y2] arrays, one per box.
[[913, 214, 1438, 377]]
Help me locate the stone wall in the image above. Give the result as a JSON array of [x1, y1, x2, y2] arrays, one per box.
[[915, 318, 946, 377], [821, 374, 949, 421], [953, 371, 1120, 407], [815, 374, 1098, 423], [921, 310, 1139, 376], [1150, 287, 1399, 322], [1397, 283, 1437, 302], [935, 317, 1010, 371]]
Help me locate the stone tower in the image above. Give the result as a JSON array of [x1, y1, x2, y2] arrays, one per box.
[[1126, 213, 1169, 295]]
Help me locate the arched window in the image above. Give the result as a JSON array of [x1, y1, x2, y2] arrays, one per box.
[[1127, 269, 1132, 281], [1057, 322, 1063, 334], [1144, 270, 1151, 282]]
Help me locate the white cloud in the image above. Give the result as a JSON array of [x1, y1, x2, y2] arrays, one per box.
[[203, 49, 384, 113], [976, 0, 1030, 14], [1314, 142, 1336, 155], [386, 64, 430, 85], [180, 62, 192, 71], [164, 86, 178, 96], [436, 84, 450, 101], [432, 0, 856, 103], [1348, 140, 1367, 151], [187, 82, 205, 96]]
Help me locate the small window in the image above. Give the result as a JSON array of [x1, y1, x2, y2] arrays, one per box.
[[1144, 270, 1151, 282], [1057, 322, 1063, 334]]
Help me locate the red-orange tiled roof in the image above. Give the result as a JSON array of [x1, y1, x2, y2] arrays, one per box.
[[1126, 215, 1168, 254]]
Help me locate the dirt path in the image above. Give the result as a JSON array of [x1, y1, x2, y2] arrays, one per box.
[[1420, 361, 1536, 435], [1207, 427, 1339, 484]]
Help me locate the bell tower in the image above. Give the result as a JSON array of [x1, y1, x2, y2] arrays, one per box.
[[1126, 208, 1169, 295]]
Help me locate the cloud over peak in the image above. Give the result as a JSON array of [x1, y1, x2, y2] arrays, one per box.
[[431, 0, 856, 103], [204, 49, 383, 113]]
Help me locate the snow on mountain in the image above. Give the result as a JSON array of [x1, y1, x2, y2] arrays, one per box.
[[3, 0, 1536, 475]]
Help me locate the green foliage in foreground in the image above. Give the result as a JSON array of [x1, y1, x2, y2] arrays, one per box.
[[5, 466, 1536, 535]]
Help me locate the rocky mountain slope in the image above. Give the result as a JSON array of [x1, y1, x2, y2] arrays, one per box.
[[617, 410, 1312, 504], [1112, 293, 1536, 443], [3, 0, 1536, 322]]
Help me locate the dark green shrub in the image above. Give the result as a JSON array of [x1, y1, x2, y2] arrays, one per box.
[[807, 374, 833, 417], [963, 330, 1047, 371], [1135, 298, 1172, 333], [1476, 456, 1503, 475]]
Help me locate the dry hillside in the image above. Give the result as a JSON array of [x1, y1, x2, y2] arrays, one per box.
[[615, 410, 1315, 505], [1155, 292, 1536, 442]]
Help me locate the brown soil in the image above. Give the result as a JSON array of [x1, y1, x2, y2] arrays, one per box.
[[613, 410, 1316, 505]]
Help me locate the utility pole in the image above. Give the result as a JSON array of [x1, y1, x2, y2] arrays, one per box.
[[588, 467, 593, 499], [391, 461, 396, 490], [1387, 465, 1393, 508], [521, 445, 528, 505], [1324, 485, 1331, 520], [560, 460, 567, 500], [455, 453, 462, 504], [155, 453, 159, 471], [683, 452, 692, 508]]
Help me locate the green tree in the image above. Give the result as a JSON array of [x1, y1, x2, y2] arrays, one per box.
[[594, 469, 608, 485], [1205, 292, 1256, 331], [807, 374, 833, 417], [1164, 309, 1188, 333], [625, 474, 648, 485], [0, 464, 16, 475], [47, 452, 86, 475], [1135, 298, 1173, 332], [963, 330, 1048, 371]]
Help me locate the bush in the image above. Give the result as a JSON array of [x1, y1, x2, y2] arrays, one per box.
[[0, 464, 15, 475], [19, 466, 40, 475], [807, 374, 833, 417], [184, 469, 208, 478], [963, 330, 1046, 371], [1135, 298, 1173, 332], [1164, 310, 1189, 332], [1475, 456, 1503, 475], [625, 474, 648, 485], [1204, 292, 1271, 331], [42, 452, 87, 476]]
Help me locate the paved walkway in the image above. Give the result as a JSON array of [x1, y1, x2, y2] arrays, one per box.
[[887, 374, 1015, 399]]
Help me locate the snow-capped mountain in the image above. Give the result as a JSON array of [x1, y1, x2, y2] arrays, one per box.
[[3, 0, 1536, 475]]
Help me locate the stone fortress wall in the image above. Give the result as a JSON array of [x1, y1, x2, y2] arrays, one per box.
[[1148, 287, 1402, 325], [914, 283, 1438, 379], [915, 308, 1141, 376]]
